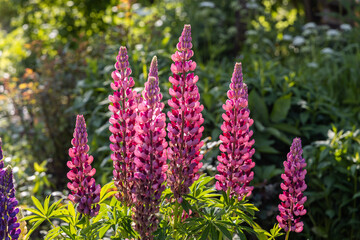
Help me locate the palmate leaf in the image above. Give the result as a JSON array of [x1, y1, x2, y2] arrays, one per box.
[[23, 195, 69, 240]]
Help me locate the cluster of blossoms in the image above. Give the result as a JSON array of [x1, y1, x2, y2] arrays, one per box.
[[0, 141, 21, 240], [215, 63, 255, 200], [67, 115, 101, 217], [277, 138, 307, 233], [132, 57, 168, 240], [167, 24, 204, 203], [109, 46, 139, 205], [103, 25, 307, 239]]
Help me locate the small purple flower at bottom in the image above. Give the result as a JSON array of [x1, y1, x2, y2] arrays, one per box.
[[0, 166, 21, 240], [277, 138, 307, 233], [0, 138, 4, 169], [67, 115, 101, 217]]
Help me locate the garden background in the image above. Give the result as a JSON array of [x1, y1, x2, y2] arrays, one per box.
[[0, 0, 359, 239]]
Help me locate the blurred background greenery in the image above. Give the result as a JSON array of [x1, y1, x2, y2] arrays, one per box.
[[0, 0, 359, 239]]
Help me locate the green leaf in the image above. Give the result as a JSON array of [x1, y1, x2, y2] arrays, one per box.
[[25, 219, 45, 240], [181, 199, 192, 214], [214, 222, 233, 239], [270, 94, 292, 122], [44, 195, 51, 214], [248, 90, 269, 125], [60, 225, 76, 240], [265, 127, 291, 144], [272, 123, 301, 135], [31, 196, 45, 214], [200, 224, 211, 240]]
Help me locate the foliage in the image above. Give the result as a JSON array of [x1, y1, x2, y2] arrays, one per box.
[[0, 0, 359, 239], [304, 126, 360, 239], [23, 177, 286, 239]]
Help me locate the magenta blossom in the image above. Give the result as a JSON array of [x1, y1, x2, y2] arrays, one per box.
[[132, 57, 168, 240], [167, 24, 204, 203], [277, 138, 307, 233], [67, 115, 101, 217], [109, 46, 139, 205], [0, 166, 21, 240], [215, 62, 255, 200]]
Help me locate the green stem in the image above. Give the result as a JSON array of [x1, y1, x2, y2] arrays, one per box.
[[85, 216, 90, 239], [174, 201, 181, 240], [285, 230, 290, 240]]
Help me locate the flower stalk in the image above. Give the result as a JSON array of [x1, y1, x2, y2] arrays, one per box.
[[132, 57, 168, 240], [109, 46, 139, 206], [0, 166, 21, 239], [67, 115, 101, 217], [167, 24, 204, 203], [277, 138, 307, 236], [215, 62, 255, 200]]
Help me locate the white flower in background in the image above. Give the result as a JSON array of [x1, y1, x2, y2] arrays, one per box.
[[245, 30, 257, 36], [307, 62, 319, 68], [283, 34, 293, 41], [321, 47, 334, 55], [200, 1, 215, 8], [303, 22, 316, 29], [292, 36, 305, 46], [340, 24, 352, 31], [49, 29, 58, 39], [326, 29, 340, 37], [302, 29, 313, 36], [246, 2, 259, 9]]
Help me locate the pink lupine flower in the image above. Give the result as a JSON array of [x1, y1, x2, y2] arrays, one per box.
[[277, 138, 307, 234], [109, 46, 139, 205], [215, 63, 255, 200], [67, 115, 101, 217], [132, 56, 168, 240], [167, 24, 204, 203]]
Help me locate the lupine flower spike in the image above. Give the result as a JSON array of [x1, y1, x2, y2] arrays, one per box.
[[277, 138, 307, 239], [215, 63, 255, 200], [109, 46, 139, 205], [167, 24, 204, 203], [67, 115, 101, 217], [0, 138, 3, 169], [132, 56, 168, 240], [0, 165, 21, 240]]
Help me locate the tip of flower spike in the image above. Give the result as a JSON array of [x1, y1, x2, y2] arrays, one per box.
[[149, 56, 158, 79], [76, 115, 85, 126], [119, 46, 127, 54], [291, 138, 302, 151], [177, 24, 192, 51]]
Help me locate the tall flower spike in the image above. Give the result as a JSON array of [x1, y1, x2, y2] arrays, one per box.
[[167, 24, 204, 203], [67, 115, 101, 217], [109, 46, 138, 205], [215, 63, 255, 200], [132, 57, 168, 240], [277, 138, 307, 234], [0, 138, 4, 169], [0, 166, 21, 240]]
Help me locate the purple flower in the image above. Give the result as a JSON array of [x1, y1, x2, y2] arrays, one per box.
[[0, 138, 4, 169], [67, 115, 101, 217], [0, 166, 21, 240], [277, 138, 307, 233], [109, 46, 139, 205], [167, 24, 204, 203], [215, 63, 255, 200], [132, 56, 168, 240]]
